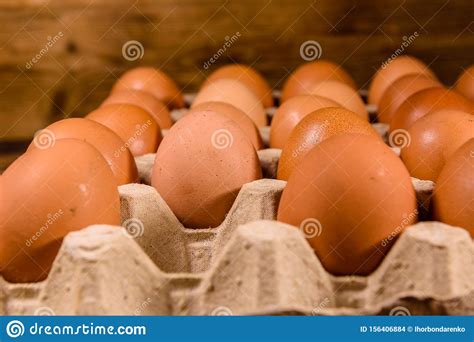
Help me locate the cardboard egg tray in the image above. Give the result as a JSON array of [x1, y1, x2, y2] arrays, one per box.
[[0, 93, 472, 316]]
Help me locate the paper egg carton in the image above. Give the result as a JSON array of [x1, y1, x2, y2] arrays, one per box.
[[1, 148, 472, 316]]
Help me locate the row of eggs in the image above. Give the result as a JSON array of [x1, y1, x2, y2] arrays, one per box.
[[0, 56, 472, 283]]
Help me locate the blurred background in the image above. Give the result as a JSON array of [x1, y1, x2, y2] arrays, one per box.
[[0, 0, 472, 169]]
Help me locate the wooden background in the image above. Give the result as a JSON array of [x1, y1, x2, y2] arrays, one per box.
[[0, 0, 473, 168]]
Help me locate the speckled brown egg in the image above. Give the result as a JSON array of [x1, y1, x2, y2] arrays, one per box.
[[190, 101, 263, 150], [151, 110, 262, 228], [454, 65, 474, 102], [102, 89, 173, 129], [31, 118, 138, 185], [368, 55, 436, 105], [0, 139, 120, 283], [269, 95, 341, 149], [111, 67, 184, 109], [87, 103, 162, 156], [203, 64, 273, 108], [277, 107, 380, 180], [390, 88, 474, 133], [307, 81, 369, 120], [278, 134, 417, 275], [192, 79, 267, 127], [281, 60, 357, 102], [431, 138, 473, 237], [377, 73, 441, 124], [401, 110, 474, 181]]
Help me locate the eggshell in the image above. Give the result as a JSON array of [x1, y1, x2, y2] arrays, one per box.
[[431, 138, 473, 237], [368, 55, 436, 105], [377, 73, 441, 124], [203, 64, 273, 108], [281, 60, 357, 102], [31, 118, 138, 185], [87, 103, 162, 156], [307, 81, 369, 120], [0, 139, 120, 283], [190, 101, 263, 150], [277, 107, 380, 180], [390, 88, 474, 132], [192, 79, 267, 127], [401, 110, 474, 181], [102, 89, 173, 129], [151, 110, 262, 228], [277, 134, 418, 275], [454, 65, 474, 101], [111, 67, 184, 109], [269, 95, 341, 149]]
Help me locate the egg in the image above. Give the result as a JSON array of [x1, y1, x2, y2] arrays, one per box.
[[111, 67, 184, 109], [203, 64, 273, 108], [277, 107, 380, 180], [377, 73, 441, 124], [277, 134, 417, 275], [151, 110, 262, 228], [431, 138, 473, 237], [102, 89, 173, 129], [87, 103, 162, 156], [192, 79, 267, 127], [281, 60, 357, 102], [189, 101, 263, 150], [390, 88, 474, 132], [269, 95, 341, 149], [368, 55, 436, 105], [30, 118, 138, 185], [454, 65, 474, 101], [0, 139, 120, 283], [401, 110, 474, 181], [307, 81, 369, 120]]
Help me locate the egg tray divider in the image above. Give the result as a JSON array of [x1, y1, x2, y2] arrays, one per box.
[[0, 149, 472, 316]]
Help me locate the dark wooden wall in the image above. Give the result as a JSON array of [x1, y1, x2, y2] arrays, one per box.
[[0, 0, 472, 148]]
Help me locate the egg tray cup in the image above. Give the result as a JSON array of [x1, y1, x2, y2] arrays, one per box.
[[0, 148, 472, 316]]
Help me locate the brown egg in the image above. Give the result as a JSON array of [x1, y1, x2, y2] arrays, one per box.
[[190, 101, 263, 150], [277, 107, 380, 180], [111, 67, 184, 109], [377, 73, 441, 124], [203, 64, 273, 108], [368, 55, 436, 105], [151, 110, 262, 228], [269, 95, 341, 149], [454, 65, 474, 101], [307, 81, 369, 120], [431, 139, 473, 237], [390, 88, 474, 133], [401, 110, 474, 181], [192, 79, 267, 127], [87, 103, 162, 156], [278, 134, 417, 275], [30, 118, 138, 185], [0, 139, 120, 283], [281, 60, 357, 102], [102, 89, 173, 129]]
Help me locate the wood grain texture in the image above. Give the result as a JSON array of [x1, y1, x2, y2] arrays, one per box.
[[0, 0, 472, 143]]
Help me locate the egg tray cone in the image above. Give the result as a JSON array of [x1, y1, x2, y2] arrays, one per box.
[[1, 149, 472, 316]]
